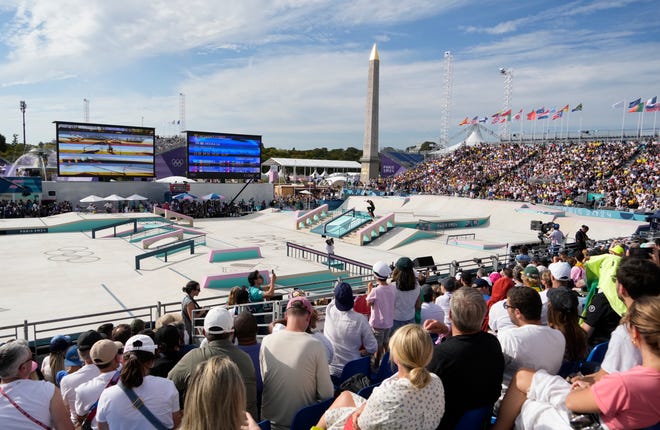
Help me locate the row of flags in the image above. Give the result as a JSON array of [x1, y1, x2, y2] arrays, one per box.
[[612, 97, 659, 112], [458, 104, 583, 126], [459, 97, 659, 126]]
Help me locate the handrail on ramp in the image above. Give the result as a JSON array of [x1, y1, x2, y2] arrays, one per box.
[[135, 239, 195, 270], [91, 219, 138, 238]]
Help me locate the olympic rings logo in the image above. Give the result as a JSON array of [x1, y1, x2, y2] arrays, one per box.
[[44, 246, 100, 263], [171, 159, 184, 168]]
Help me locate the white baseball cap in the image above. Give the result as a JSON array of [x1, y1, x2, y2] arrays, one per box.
[[548, 262, 571, 281], [373, 261, 392, 280], [204, 307, 234, 335], [124, 334, 157, 354]]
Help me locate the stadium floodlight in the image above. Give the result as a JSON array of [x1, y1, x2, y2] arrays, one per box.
[[19, 100, 27, 154], [498, 68, 513, 140]]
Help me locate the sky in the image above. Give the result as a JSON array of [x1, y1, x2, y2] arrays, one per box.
[[0, 0, 658, 150]]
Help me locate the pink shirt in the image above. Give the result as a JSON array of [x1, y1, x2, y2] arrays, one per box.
[[592, 366, 660, 430], [366, 283, 396, 329]]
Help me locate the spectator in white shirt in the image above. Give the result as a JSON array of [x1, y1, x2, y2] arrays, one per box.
[[324, 282, 378, 377]]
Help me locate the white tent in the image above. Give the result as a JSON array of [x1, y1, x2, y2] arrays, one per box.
[[464, 126, 486, 146], [155, 176, 196, 183], [80, 195, 105, 203]]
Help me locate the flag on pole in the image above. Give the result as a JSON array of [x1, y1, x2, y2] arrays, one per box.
[[514, 109, 523, 120], [470, 116, 479, 124], [537, 108, 550, 119], [645, 96, 657, 112], [459, 117, 470, 126], [501, 109, 512, 118], [629, 100, 644, 112], [478, 117, 488, 123], [526, 110, 536, 120], [611, 100, 624, 109], [571, 103, 583, 112], [560, 104, 570, 112], [552, 111, 563, 120]]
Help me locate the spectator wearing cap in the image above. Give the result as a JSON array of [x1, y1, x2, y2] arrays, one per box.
[[260, 296, 333, 430], [168, 307, 257, 418], [546, 224, 564, 255], [521, 265, 541, 292], [41, 334, 71, 384], [366, 261, 396, 368], [60, 329, 103, 426], [0, 339, 73, 430], [391, 257, 422, 333], [427, 287, 504, 430], [56, 345, 83, 387], [97, 335, 181, 430], [472, 278, 491, 301], [420, 284, 445, 329], [324, 282, 378, 377], [515, 245, 531, 266], [74, 339, 122, 430]]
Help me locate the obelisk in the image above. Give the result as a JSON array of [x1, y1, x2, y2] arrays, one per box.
[[360, 43, 380, 184]]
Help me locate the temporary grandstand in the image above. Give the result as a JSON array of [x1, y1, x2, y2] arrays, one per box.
[[380, 150, 424, 177]]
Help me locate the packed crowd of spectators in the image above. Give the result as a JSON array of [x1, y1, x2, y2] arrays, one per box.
[[155, 135, 186, 155], [386, 140, 660, 211], [2, 238, 659, 429], [0, 199, 73, 218]]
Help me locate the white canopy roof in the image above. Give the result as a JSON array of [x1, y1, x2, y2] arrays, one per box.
[[262, 158, 360, 170]]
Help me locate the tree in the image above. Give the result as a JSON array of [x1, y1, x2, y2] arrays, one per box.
[[419, 141, 437, 151], [0, 133, 6, 152]]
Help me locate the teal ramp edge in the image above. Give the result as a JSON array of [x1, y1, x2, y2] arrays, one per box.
[[275, 271, 349, 291], [210, 249, 261, 263]]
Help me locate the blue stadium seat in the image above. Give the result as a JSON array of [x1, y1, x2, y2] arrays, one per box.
[[356, 382, 380, 399], [453, 405, 493, 430], [289, 397, 335, 430], [372, 350, 397, 384], [257, 420, 271, 430], [332, 356, 371, 387], [580, 341, 608, 374]]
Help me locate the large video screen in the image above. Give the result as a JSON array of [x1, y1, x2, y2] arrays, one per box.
[[56, 121, 155, 177], [186, 131, 261, 180]]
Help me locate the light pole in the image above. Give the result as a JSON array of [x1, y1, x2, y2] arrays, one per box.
[[19, 100, 27, 154], [499, 68, 513, 140]]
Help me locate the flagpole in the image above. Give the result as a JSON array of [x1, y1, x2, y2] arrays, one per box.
[[654, 110, 658, 138], [639, 108, 644, 139], [532, 115, 536, 141], [578, 117, 583, 144], [621, 101, 626, 143], [520, 111, 523, 142]]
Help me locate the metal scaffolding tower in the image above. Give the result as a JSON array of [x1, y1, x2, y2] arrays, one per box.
[[178, 93, 186, 133], [499, 68, 513, 139], [440, 51, 453, 148], [83, 98, 90, 123]]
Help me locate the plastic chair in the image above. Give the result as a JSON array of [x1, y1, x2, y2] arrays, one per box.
[[356, 382, 380, 399], [453, 405, 493, 430], [289, 397, 335, 430], [334, 356, 371, 387], [257, 420, 271, 430], [580, 341, 609, 374], [586, 341, 609, 363], [372, 350, 397, 384]]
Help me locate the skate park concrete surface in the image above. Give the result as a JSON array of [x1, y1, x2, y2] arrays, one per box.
[[0, 195, 643, 329]]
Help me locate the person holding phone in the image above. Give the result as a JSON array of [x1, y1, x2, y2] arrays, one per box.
[[247, 270, 276, 302]]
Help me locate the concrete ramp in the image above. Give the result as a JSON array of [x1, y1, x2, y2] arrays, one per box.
[[368, 227, 437, 251]]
